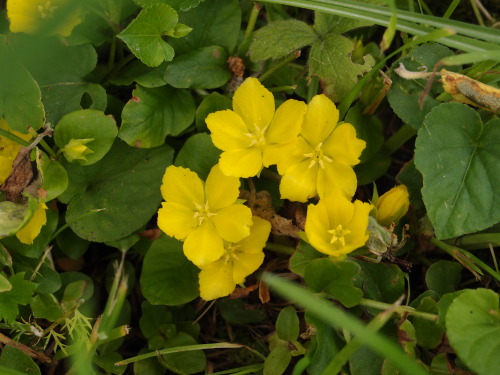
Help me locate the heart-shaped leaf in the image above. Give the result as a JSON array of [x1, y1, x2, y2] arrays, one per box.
[[415, 102, 500, 239]]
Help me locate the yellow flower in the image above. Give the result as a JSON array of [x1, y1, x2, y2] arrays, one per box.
[[305, 190, 372, 260], [277, 94, 365, 202], [198, 216, 271, 300], [7, 0, 82, 36], [61, 138, 94, 162], [157, 164, 253, 267], [206, 77, 307, 178], [0, 120, 31, 185], [16, 202, 48, 244], [375, 185, 410, 227]]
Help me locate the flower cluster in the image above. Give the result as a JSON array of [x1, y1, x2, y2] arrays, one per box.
[[157, 165, 270, 300]]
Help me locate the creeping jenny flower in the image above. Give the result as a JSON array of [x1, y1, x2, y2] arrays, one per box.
[[7, 0, 82, 36], [305, 190, 373, 260], [0, 119, 32, 184], [16, 202, 48, 244], [375, 185, 410, 227], [206, 77, 307, 178], [277, 94, 366, 202], [61, 138, 94, 162], [198, 216, 271, 301], [157, 165, 253, 267]]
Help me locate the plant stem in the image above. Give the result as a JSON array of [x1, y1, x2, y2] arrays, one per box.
[[268, 85, 297, 92], [0, 129, 30, 146], [384, 124, 418, 155], [359, 298, 438, 321], [431, 237, 500, 282], [243, 3, 261, 45], [260, 51, 301, 82]]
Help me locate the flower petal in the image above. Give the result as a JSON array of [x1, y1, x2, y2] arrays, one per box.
[[184, 221, 225, 267], [347, 200, 373, 240], [212, 204, 253, 243], [275, 137, 311, 175], [233, 78, 275, 132], [206, 110, 251, 151], [263, 141, 296, 167], [16, 202, 47, 245], [237, 217, 271, 254], [280, 161, 318, 202], [323, 123, 365, 166], [161, 166, 204, 208], [317, 160, 358, 199], [305, 200, 333, 255], [232, 251, 264, 284], [204, 164, 240, 211], [157, 201, 196, 240], [219, 148, 263, 178], [266, 99, 306, 143], [199, 261, 235, 300], [301, 95, 339, 146]]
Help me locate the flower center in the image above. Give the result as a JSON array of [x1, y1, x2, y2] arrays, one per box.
[[303, 142, 333, 169], [328, 224, 351, 247], [38, 1, 58, 19], [193, 202, 217, 226], [244, 124, 268, 148], [221, 244, 240, 264]]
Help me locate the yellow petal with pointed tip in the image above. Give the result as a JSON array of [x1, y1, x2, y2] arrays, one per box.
[[280, 161, 318, 202], [205, 164, 240, 211], [301, 95, 339, 146], [233, 78, 274, 132], [16, 202, 47, 245], [323, 123, 365, 166], [206, 110, 251, 151], [237, 217, 271, 254], [212, 204, 253, 243], [160, 166, 204, 208], [219, 148, 263, 178], [184, 221, 225, 267], [266, 99, 306, 143], [157, 202, 196, 240], [317, 160, 358, 200], [232, 251, 264, 284], [199, 261, 235, 300]]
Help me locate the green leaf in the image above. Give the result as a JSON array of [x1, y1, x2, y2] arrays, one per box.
[[14, 37, 106, 126], [413, 297, 443, 349], [216, 298, 266, 325], [54, 109, 118, 165], [350, 346, 384, 375], [345, 105, 384, 163], [117, 5, 178, 67], [353, 261, 406, 306], [305, 258, 363, 308], [354, 151, 391, 186], [64, 140, 174, 242], [387, 43, 456, 130], [264, 346, 292, 375], [0, 273, 36, 324], [134, 0, 206, 11], [141, 235, 199, 305], [314, 12, 371, 35], [276, 306, 299, 341], [309, 33, 375, 102], [168, 0, 241, 54], [165, 46, 231, 89], [425, 260, 463, 296], [289, 240, 323, 276], [0, 196, 39, 239], [195, 92, 232, 132], [174, 133, 220, 180], [110, 60, 167, 88], [39, 153, 68, 201], [0, 39, 43, 133], [13, 254, 61, 294], [414, 103, 500, 239], [55, 228, 89, 259], [249, 19, 317, 61], [119, 85, 196, 148], [94, 352, 126, 375], [31, 293, 64, 321], [0, 274, 11, 293], [0, 346, 40, 375], [446, 288, 500, 375], [161, 332, 207, 374]]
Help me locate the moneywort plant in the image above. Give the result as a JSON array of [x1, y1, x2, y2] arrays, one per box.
[[0, 0, 499, 374]]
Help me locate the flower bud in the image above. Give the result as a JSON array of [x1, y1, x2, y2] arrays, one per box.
[[61, 138, 94, 162], [375, 185, 409, 227]]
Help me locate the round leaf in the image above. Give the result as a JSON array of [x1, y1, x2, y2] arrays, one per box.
[[119, 85, 196, 148], [174, 133, 220, 180], [140, 235, 199, 305], [65, 141, 174, 242], [54, 109, 118, 166], [39, 154, 68, 201], [446, 289, 500, 375], [415, 103, 500, 239]]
